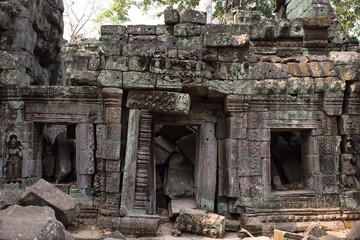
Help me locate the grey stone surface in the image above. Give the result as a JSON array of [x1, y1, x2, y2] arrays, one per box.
[[319, 234, 340, 240], [176, 132, 196, 165], [305, 224, 328, 238], [54, 131, 73, 182], [0, 190, 20, 210], [155, 135, 175, 165], [347, 221, 360, 240], [64, 230, 75, 240], [176, 208, 225, 238], [0, 205, 66, 240], [0, 0, 360, 237], [113, 215, 160, 237], [169, 198, 196, 217], [163, 152, 194, 198], [100, 231, 126, 240], [19, 179, 80, 226]]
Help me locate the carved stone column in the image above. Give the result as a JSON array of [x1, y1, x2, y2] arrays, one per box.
[[195, 122, 217, 212], [96, 88, 123, 218], [0, 103, 3, 188], [120, 109, 154, 216], [76, 123, 95, 194], [219, 95, 267, 213]]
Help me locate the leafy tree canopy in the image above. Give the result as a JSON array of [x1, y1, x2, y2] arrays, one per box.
[[95, 0, 359, 40], [330, 0, 360, 40]]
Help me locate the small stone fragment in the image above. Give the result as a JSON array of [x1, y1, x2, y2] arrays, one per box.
[[100, 231, 126, 240], [176, 208, 225, 238], [305, 224, 328, 238], [0, 190, 20, 210]]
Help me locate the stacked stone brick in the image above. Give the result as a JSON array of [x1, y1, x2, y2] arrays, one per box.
[[0, 0, 360, 236]]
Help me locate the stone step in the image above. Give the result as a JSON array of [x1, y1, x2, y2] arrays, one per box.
[[69, 188, 93, 206]]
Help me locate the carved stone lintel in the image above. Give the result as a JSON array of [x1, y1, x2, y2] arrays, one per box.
[[323, 93, 344, 116], [126, 90, 190, 115], [225, 95, 248, 113], [103, 88, 123, 107]]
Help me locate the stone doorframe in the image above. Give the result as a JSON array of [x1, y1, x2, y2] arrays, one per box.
[[120, 90, 217, 215], [0, 86, 103, 191]]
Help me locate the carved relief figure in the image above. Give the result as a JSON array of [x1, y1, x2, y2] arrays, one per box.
[[341, 137, 360, 190], [6, 134, 23, 181]]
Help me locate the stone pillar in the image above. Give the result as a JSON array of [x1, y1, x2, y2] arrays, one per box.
[[120, 109, 154, 216], [23, 122, 43, 187], [218, 95, 269, 212], [76, 123, 95, 195], [195, 122, 217, 212], [0, 103, 4, 188], [96, 88, 123, 216]]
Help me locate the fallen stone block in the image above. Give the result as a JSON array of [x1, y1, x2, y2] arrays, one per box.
[[176, 132, 196, 165], [274, 229, 304, 240], [112, 215, 160, 237], [0, 205, 66, 240], [225, 219, 241, 232], [347, 221, 360, 240], [100, 231, 126, 240], [0, 190, 20, 209], [155, 135, 174, 165], [164, 152, 194, 198], [319, 234, 340, 240], [305, 224, 327, 238], [64, 230, 75, 240], [244, 237, 270, 240], [176, 208, 225, 238], [169, 198, 196, 217], [19, 179, 80, 226]]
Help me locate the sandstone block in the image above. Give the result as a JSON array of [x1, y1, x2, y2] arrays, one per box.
[[19, 179, 80, 226], [346, 221, 360, 240], [164, 10, 180, 25], [176, 208, 225, 238], [180, 10, 206, 25], [163, 152, 194, 198], [112, 215, 160, 237], [155, 135, 174, 165], [0, 205, 66, 240], [0, 190, 20, 210], [305, 224, 328, 238]]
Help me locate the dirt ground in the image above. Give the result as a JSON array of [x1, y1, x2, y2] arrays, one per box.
[[68, 223, 351, 240]]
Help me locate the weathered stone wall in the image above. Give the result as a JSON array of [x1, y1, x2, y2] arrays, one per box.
[[0, 0, 64, 86], [0, 0, 360, 235], [284, 0, 357, 46]]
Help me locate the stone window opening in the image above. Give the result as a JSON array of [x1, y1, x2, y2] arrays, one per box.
[[154, 124, 197, 216], [42, 124, 77, 185], [271, 130, 305, 191]]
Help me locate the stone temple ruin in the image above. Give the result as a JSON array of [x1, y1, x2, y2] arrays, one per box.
[[0, 0, 360, 236]]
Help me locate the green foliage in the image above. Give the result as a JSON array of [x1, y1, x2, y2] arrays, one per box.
[[95, 0, 134, 24], [213, 0, 226, 19], [330, 0, 360, 40], [213, 0, 275, 20], [96, 0, 275, 23], [96, 0, 359, 41]]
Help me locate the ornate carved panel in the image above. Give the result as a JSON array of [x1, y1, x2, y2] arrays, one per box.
[[126, 90, 190, 115]]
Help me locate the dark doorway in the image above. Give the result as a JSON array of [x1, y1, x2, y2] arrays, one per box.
[[42, 124, 76, 184], [154, 124, 197, 216], [271, 131, 303, 191]]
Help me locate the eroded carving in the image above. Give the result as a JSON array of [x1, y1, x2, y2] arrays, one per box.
[[5, 135, 22, 182]]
